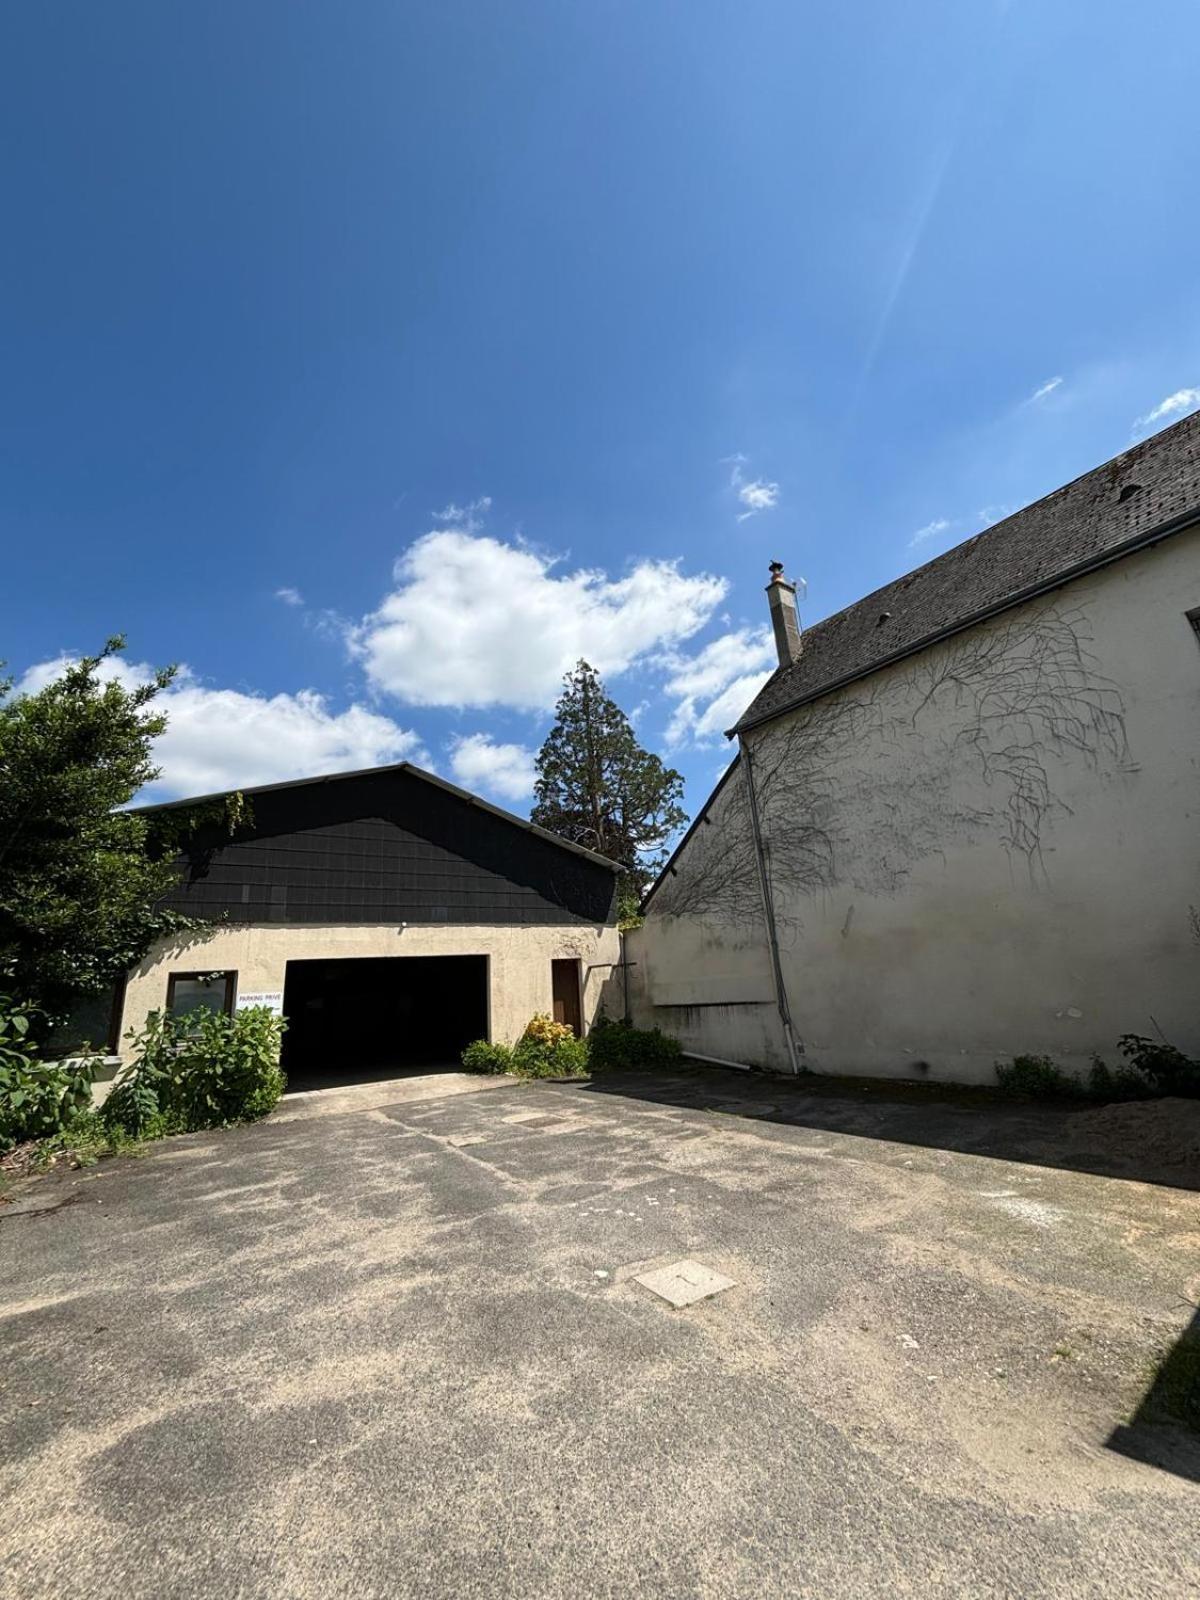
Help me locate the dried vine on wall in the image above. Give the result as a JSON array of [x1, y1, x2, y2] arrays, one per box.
[[654, 602, 1131, 924]]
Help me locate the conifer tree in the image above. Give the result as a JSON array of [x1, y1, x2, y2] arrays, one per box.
[[532, 661, 687, 903]]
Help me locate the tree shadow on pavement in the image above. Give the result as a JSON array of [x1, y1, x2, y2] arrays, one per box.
[[1106, 1305, 1200, 1483]]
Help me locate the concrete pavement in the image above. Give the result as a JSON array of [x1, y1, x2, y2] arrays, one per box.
[[2, 1066, 1198, 1598]]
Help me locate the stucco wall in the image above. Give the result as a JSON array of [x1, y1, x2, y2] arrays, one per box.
[[119, 921, 621, 1052], [637, 528, 1200, 1084]]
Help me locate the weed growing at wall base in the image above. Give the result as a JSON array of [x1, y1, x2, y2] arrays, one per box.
[[996, 1038, 1200, 1102], [586, 1015, 683, 1072]]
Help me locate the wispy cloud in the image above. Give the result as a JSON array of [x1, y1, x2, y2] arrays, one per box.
[[1132, 387, 1200, 437], [908, 517, 951, 549], [1026, 375, 1063, 404], [726, 457, 780, 522], [275, 586, 305, 607], [737, 480, 780, 520], [856, 135, 959, 398], [432, 496, 493, 531], [977, 503, 1016, 529]]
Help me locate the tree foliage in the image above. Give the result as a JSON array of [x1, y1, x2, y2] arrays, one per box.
[[531, 661, 687, 897], [0, 639, 194, 1033]]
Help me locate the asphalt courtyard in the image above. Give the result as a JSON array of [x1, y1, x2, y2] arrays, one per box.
[[2, 1066, 1198, 1599]]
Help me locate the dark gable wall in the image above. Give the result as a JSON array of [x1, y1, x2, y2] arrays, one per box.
[[155, 770, 618, 927]]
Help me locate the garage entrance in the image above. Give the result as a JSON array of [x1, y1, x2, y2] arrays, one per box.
[[280, 955, 488, 1089]]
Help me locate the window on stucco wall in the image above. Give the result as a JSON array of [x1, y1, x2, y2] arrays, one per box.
[[166, 972, 236, 1025]]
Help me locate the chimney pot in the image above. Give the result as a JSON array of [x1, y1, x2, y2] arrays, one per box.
[[765, 561, 803, 667]]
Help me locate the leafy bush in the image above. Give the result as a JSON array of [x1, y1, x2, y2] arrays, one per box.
[[0, 990, 102, 1150], [103, 1006, 286, 1137], [1119, 1034, 1200, 1099], [998, 1038, 1200, 1103], [101, 1009, 175, 1137], [461, 1039, 516, 1075], [1087, 1056, 1157, 1103], [514, 1014, 588, 1078], [461, 1016, 589, 1078], [995, 1054, 1084, 1100], [587, 1015, 683, 1073]]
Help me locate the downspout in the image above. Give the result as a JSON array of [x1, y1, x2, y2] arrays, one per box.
[[738, 735, 803, 1075]]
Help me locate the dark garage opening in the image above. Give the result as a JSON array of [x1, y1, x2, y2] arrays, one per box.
[[280, 955, 488, 1091]]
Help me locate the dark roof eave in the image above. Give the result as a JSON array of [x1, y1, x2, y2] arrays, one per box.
[[728, 505, 1200, 738]]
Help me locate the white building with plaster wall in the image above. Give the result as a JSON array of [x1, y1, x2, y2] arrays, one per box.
[[630, 413, 1200, 1085]]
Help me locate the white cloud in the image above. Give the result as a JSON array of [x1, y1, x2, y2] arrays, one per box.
[[432, 496, 492, 529], [976, 503, 1016, 529], [679, 670, 774, 744], [737, 479, 780, 520], [15, 655, 425, 801], [908, 517, 951, 548], [351, 528, 727, 711], [726, 456, 781, 521], [1132, 387, 1200, 435], [661, 627, 776, 748], [447, 733, 537, 803], [1027, 376, 1063, 404], [275, 586, 305, 607]]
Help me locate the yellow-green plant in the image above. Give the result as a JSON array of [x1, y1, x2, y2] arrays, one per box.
[[514, 1013, 587, 1078]]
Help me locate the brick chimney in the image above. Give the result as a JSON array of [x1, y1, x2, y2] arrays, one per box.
[[765, 561, 802, 667]]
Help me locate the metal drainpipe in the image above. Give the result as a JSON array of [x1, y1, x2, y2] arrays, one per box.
[[738, 734, 803, 1075]]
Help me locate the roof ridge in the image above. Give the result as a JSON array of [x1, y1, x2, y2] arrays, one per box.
[[732, 408, 1200, 735], [131, 759, 623, 872]]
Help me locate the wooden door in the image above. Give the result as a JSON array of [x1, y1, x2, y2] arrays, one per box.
[[551, 959, 582, 1037]]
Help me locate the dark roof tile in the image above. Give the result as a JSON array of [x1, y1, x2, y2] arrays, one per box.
[[733, 410, 1200, 733]]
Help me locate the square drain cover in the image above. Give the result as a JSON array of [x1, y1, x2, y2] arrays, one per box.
[[634, 1259, 736, 1308]]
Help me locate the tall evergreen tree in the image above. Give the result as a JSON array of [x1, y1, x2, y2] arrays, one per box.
[[531, 661, 687, 897]]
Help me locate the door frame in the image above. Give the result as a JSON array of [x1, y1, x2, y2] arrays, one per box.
[[551, 957, 584, 1038]]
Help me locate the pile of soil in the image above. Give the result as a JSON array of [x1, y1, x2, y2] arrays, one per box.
[[1068, 1097, 1200, 1170]]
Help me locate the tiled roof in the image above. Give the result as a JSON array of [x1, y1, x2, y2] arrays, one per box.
[[733, 410, 1200, 734]]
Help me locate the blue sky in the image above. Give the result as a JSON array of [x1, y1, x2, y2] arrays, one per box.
[[4, 0, 1199, 823]]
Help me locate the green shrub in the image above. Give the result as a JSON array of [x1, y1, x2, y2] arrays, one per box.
[[30, 1110, 125, 1170], [0, 990, 102, 1150], [461, 1039, 516, 1075], [104, 1006, 286, 1137], [587, 1015, 683, 1073], [1119, 1034, 1200, 1099], [994, 1054, 1084, 1100], [514, 1014, 589, 1078], [1087, 1056, 1157, 1103], [101, 1009, 175, 1137]]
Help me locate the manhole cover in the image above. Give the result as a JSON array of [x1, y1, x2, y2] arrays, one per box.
[[634, 1259, 736, 1308]]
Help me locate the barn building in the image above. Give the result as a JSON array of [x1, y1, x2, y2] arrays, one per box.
[[114, 763, 621, 1085]]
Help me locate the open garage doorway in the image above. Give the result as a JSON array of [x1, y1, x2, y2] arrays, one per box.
[[280, 955, 488, 1092]]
